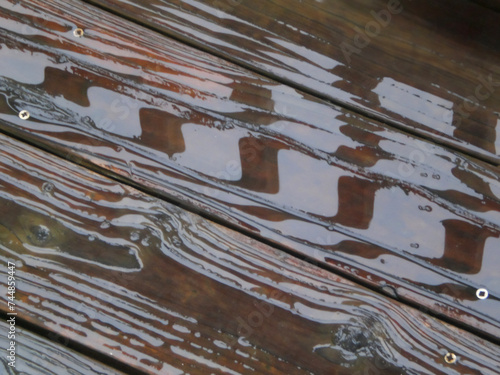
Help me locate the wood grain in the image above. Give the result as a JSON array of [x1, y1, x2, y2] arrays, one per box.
[[84, 0, 500, 164], [0, 320, 126, 374], [1, 133, 500, 374], [1, 0, 500, 340]]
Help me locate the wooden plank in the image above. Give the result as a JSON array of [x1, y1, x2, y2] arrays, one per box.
[[0, 320, 126, 374], [83, 0, 500, 164], [1, 134, 500, 375], [1, 0, 500, 340]]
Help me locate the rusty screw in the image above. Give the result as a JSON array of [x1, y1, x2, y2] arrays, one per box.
[[73, 28, 84, 37]]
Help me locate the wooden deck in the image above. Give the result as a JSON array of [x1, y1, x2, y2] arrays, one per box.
[[86, 0, 500, 164], [0, 0, 499, 373]]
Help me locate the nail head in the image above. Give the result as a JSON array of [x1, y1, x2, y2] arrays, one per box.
[[444, 352, 456, 364], [19, 110, 30, 120], [476, 288, 488, 300], [73, 28, 84, 37]]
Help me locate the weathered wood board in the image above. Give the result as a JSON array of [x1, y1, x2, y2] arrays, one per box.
[[1, 133, 500, 374], [0, 320, 126, 374], [85, 0, 500, 163], [1, 0, 500, 340]]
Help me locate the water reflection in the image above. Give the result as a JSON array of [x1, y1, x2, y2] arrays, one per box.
[[329, 176, 378, 230], [231, 136, 287, 193], [1, 46, 498, 287], [373, 78, 455, 137], [433, 219, 499, 274], [373, 76, 500, 158], [44, 67, 92, 107], [1, 5, 500, 335], [1, 42, 498, 287], [139, 108, 186, 156]]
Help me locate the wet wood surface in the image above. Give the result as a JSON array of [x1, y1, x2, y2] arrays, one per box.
[[1, 133, 500, 374], [84, 0, 500, 164], [1, 0, 500, 341], [0, 320, 126, 374]]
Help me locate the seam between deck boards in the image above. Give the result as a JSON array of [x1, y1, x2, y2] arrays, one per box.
[[82, 0, 500, 166]]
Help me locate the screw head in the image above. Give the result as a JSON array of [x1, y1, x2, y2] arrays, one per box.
[[444, 352, 457, 364], [19, 110, 30, 120], [73, 28, 84, 37], [476, 288, 488, 300]]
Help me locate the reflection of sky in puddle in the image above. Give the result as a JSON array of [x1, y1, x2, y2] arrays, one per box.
[[175, 125, 342, 218], [271, 121, 356, 154], [373, 77, 454, 136], [259, 150, 341, 217], [270, 86, 346, 129], [372, 140, 482, 193], [482, 236, 500, 291], [2, 26, 499, 299], [176, 124, 244, 181], [88, 87, 142, 138], [368, 187, 447, 258], [269, 38, 342, 71], [0, 46, 58, 84], [263, 50, 341, 85]]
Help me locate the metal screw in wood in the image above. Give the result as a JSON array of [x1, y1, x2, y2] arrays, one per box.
[[18, 110, 30, 120], [444, 352, 457, 364], [73, 28, 84, 37], [476, 288, 488, 300]]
